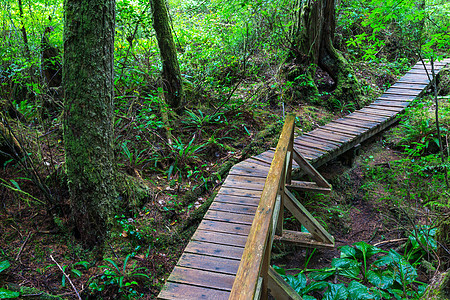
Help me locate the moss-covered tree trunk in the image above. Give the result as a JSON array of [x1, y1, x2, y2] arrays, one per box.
[[289, 0, 363, 106], [150, 0, 184, 112], [63, 0, 118, 248]]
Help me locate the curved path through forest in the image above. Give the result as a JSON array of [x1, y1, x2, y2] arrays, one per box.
[[158, 59, 450, 299]]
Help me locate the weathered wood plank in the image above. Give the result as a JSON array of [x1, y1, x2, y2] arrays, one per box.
[[177, 253, 240, 275], [286, 180, 331, 193], [158, 282, 230, 300], [204, 210, 255, 225], [198, 220, 252, 236], [275, 230, 335, 249], [367, 104, 405, 112], [184, 240, 245, 260], [191, 230, 248, 247], [214, 193, 261, 206], [210, 200, 259, 214], [218, 186, 262, 198], [333, 118, 379, 129], [167, 267, 236, 291], [296, 134, 343, 147], [372, 100, 410, 107]]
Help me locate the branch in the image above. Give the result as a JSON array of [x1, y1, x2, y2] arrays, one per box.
[[50, 255, 82, 300]]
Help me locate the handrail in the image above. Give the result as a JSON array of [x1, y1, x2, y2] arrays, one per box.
[[229, 114, 296, 299]]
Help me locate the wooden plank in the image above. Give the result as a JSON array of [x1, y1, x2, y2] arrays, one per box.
[[303, 131, 350, 145], [378, 94, 416, 101], [191, 230, 248, 248], [267, 266, 303, 300], [346, 112, 387, 123], [167, 267, 235, 291], [384, 88, 421, 96], [372, 100, 410, 107], [209, 201, 258, 215], [275, 230, 335, 249], [390, 83, 426, 90], [214, 193, 261, 206], [332, 118, 379, 129], [322, 123, 367, 135], [184, 240, 245, 260], [286, 180, 331, 193], [366, 104, 405, 112], [223, 174, 266, 191], [246, 157, 272, 168], [218, 186, 262, 198], [315, 127, 356, 137], [252, 151, 275, 165], [383, 91, 421, 97], [294, 143, 328, 155], [284, 188, 334, 244], [228, 165, 270, 178], [198, 220, 252, 236], [177, 253, 240, 275], [357, 108, 397, 117], [296, 134, 343, 147], [158, 282, 230, 300], [296, 149, 319, 161], [204, 210, 255, 225], [293, 139, 335, 152]]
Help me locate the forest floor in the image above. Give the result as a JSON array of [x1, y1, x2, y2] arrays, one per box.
[[0, 62, 446, 299]]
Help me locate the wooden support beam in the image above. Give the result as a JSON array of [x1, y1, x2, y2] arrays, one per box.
[[267, 266, 303, 300], [275, 230, 334, 249], [286, 181, 332, 194], [284, 188, 335, 245], [292, 148, 331, 188]]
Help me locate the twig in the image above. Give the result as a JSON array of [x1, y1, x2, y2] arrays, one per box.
[[373, 238, 408, 247], [50, 255, 82, 300], [15, 231, 33, 261]]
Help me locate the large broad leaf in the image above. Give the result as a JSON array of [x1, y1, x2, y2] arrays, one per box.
[[308, 269, 336, 281], [0, 261, 10, 273], [340, 245, 356, 259], [302, 281, 328, 295], [332, 258, 361, 280], [366, 270, 393, 289], [347, 281, 380, 300], [353, 242, 383, 260], [323, 283, 348, 300], [373, 253, 394, 268], [0, 288, 20, 299], [409, 226, 437, 250], [284, 273, 307, 293]]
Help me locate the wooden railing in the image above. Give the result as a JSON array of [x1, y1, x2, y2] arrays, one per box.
[[229, 114, 335, 300]]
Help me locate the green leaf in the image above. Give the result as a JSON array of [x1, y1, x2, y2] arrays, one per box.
[[302, 281, 328, 294], [283, 273, 307, 292], [71, 269, 82, 277], [303, 296, 317, 300], [0, 261, 11, 273], [323, 283, 348, 300], [332, 258, 360, 279], [0, 288, 20, 299], [366, 270, 393, 289], [340, 245, 356, 259], [308, 269, 335, 281], [347, 281, 379, 300], [353, 241, 383, 259]]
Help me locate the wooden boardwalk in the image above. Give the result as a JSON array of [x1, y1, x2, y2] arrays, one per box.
[[158, 59, 450, 299]]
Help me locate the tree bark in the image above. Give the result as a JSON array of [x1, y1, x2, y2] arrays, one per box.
[[289, 0, 362, 106], [150, 0, 184, 112], [63, 0, 118, 248], [17, 0, 30, 58]]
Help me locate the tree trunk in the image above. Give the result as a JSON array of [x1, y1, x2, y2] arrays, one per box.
[[289, 0, 362, 106], [63, 0, 118, 248], [150, 0, 184, 112], [17, 0, 30, 58]]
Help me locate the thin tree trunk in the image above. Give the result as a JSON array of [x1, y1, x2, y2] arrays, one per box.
[[63, 0, 118, 248], [151, 0, 184, 112], [18, 0, 30, 58]]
